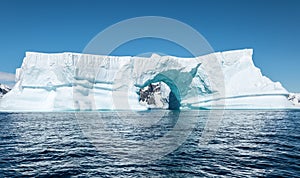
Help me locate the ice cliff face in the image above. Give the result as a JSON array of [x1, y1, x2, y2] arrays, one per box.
[[0, 49, 296, 111]]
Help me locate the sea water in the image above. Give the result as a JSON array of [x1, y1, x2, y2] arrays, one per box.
[[0, 110, 299, 177]]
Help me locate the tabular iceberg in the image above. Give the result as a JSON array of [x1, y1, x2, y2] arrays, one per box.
[[0, 49, 296, 111]]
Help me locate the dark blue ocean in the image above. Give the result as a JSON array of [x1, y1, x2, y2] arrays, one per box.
[[0, 110, 299, 177]]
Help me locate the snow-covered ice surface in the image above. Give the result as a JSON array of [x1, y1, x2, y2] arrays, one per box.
[[0, 49, 297, 111]]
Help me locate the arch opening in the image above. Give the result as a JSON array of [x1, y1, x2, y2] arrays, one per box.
[[138, 77, 181, 110]]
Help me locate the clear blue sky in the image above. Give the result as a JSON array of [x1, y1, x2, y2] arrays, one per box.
[[0, 0, 299, 92]]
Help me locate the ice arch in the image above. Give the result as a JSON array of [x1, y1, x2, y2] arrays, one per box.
[[132, 61, 203, 110], [137, 66, 202, 110]]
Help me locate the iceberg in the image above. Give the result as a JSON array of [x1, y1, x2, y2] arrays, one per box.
[[0, 49, 296, 111]]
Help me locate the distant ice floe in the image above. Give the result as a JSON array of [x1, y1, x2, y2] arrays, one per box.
[[288, 93, 300, 106], [0, 84, 11, 98]]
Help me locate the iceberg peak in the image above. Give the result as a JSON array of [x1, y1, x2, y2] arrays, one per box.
[[150, 53, 161, 58]]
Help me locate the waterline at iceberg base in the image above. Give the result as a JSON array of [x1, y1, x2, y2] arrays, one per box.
[[0, 49, 296, 111]]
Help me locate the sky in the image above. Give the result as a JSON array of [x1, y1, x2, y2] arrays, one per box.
[[0, 0, 299, 91]]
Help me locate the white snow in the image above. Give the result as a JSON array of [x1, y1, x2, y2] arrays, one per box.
[[0, 49, 297, 111]]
